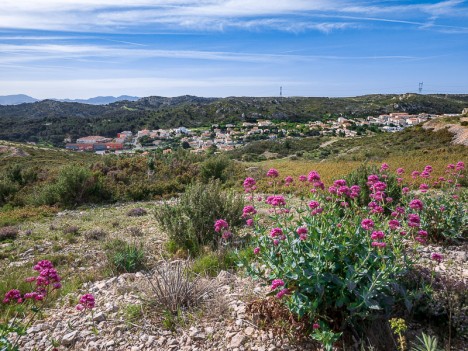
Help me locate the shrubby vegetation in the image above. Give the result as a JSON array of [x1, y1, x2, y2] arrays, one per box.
[[241, 161, 466, 349], [155, 180, 244, 255]]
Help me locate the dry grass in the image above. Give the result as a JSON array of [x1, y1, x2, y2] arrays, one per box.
[[143, 260, 219, 315]]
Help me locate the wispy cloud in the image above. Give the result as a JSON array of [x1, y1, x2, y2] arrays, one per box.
[[1, 1, 466, 33], [0, 43, 422, 67]]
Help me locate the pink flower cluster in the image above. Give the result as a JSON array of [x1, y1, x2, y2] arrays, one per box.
[[361, 218, 375, 231], [243, 177, 257, 193], [3, 260, 62, 305], [76, 293, 95, 311], [267, 168, 279, 178], [214, 219, 232, 240], [266, 195, 286, 207], [214, 219, 229, 232], [242, 205, 257, 217]]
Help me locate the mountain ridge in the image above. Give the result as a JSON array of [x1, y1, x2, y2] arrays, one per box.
[[1, 93, 467, 145]]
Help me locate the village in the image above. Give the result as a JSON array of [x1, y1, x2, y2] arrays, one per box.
[[65, 112, 443, 154]]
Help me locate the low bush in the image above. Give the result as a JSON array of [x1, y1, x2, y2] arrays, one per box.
[[126, 207, 148, 217], [62, 225, 80, 235], [106, 239, 146, 273], [37, 164, 110, 207], [155, 180, 244, 255], [200, 155, 231, 183], [0, 226, 19, 241], [84, 228, 107, 241], [127, 226, 143, 237]]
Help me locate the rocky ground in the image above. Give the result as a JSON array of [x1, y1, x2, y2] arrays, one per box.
[[2, 201, 467, 351], [12, 270, 318, 351]]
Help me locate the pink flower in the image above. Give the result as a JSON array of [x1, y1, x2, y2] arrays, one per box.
[[78, 293, 95, 310], [409, 199, 424, 210], [380, 163, 389, 172], [424, 165, 433, 173], [411, 171, 420, 179], [253, 247, 260, 255], [25, 276, 36, 283], [266, 195, 286, 207], [214, 219, 229, 232], [418, 230, 428, 237], [299, 175, 307, 182], [389, 219, 400, 230], [299, 233, 307, 241], [276, 288, 290, 299], [361, 219, 375, 230], [33, 260, 54, 272], [311, 208, 323, 216], [3, 289, 22, 304], [407, 214, 421, 228], [307, 171, 321, 182], [371, 181, 387, 192], [367, 174, 379, 184], [371, 206, 384, 214], [328, 186, 337, 195], [419, 183, 429, 193], [267, 168, 279, 178], [296, 227, 308, 235], [396, 168, 404, 175], [246, 219, 254, 227], [431, 252, 443, 263], [308, 201, 320, 210], [447, 163, 455, 170], [273, 239, 279, 246], [243, 177, 256, 189], [340, 201, 349, 208], [333, 179, 347, 187], [420, 171, 430, 179], [456, 161, 465, 171], [284, 176, 294, 185], [402, 187, 410, 194], [313, 323, 320, 330], [270, 228, 283, 238], [271, 279, 285, 290], [371, 231, 385, 240], [242, 205, 257, 217]]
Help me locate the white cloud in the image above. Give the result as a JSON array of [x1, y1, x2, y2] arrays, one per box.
[[1, 1, 464, 32]]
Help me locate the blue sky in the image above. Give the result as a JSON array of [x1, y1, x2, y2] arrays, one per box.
[[1, 0, 467, 98]]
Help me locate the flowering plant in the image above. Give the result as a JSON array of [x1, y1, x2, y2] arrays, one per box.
[[1, 260, 62, 351], [243, 162, 465, 349]]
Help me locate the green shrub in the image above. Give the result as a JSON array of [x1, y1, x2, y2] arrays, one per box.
[[0, 226, 19, 241], [155, 180, 244, 255], [418, 191, 467, 241], [345, 163, 402, 207], [37, 164, 110, 207], [200, 155, 231, 183], [0, 178, 18, 206], [106, 239, 146, 273]]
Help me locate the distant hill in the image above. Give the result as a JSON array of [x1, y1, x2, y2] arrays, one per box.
[[0, 95, 139, 105], [0, 94, 38, 105], [58, 95, 139, 105], [0, 93, 467, 146]]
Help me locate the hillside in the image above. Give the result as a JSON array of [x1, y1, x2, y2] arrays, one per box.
[[0, 93, 467, 146]]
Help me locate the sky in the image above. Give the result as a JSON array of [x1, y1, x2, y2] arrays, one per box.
[[0, 0, 467, 99]]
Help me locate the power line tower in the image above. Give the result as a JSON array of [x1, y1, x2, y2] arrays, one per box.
[[280, 86, 282, 98], [418, 82, 423, 94]]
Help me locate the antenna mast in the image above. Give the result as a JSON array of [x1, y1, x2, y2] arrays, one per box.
[[418, 82, 423, 94]]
